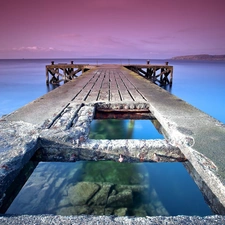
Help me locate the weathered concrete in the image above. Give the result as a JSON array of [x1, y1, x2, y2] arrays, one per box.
[[0, 214, 225, 225], [36, 139, 183, 162], [138, 78, 225, 214], [1, 64, 225, 223], [0, 103, 184, 210], [36, 103, 184, 162]]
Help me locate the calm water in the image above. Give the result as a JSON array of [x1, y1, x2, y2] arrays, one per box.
[[5, 161, 212, 216], [170, 60, 225, 123], [0, 58, 224, 123], [89, 119, 163, 139]]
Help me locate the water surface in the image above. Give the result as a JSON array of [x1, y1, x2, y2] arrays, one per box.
[[89, 119, 163, 139], [6, 161, 212, 216], [0, 59, 225, 124]]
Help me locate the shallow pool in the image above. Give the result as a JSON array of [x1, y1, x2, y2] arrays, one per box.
[[6, 161, 212, 216], [89, 119, 164, 139]]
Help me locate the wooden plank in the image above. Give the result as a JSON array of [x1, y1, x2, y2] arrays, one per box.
[[109, 71, 121, 101], [116, 70, 146, 101], [73, 70, 100, 101], [85, 70, 105, 102], [119, 71, 147, 101], [97, 71, 110, 101], [84, 69, 106, 102], [113, 69, 133, 101]]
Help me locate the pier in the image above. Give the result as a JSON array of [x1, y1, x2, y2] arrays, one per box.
[[1, 63, 225, 224], [46, 61, 173, 86]]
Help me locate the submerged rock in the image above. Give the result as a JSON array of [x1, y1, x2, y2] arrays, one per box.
[[82, 161, 149, 185], [88, 183, 113, 206], [56, 205, 90, 216], [91, 206, 105, 215], [104, 207, 114, 215], [68, 182, 100, 206], [107, 189, 133, 207], [114, 207, 128, 216], [129, 172, 145, 184], [132, 208, 148, 217]]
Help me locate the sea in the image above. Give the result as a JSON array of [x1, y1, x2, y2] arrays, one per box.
[[0, 58, 225, 124]]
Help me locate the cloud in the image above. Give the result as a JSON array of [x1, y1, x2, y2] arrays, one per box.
[[1, 34, 186, 59], [12, 46, 54, 52]]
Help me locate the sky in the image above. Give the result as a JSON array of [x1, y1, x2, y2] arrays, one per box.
[[0, 0, 225, 59]]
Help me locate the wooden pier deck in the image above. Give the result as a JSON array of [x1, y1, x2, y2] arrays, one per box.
[[9, 64, 173, 125], [1, 63, 225, 221], [46, 62, 173, 86]]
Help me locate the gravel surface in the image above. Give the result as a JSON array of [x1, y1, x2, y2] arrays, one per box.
[[0, 215, 225, 225]]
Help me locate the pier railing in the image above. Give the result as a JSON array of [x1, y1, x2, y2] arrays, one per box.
[[46, 61, 173, 87], [125, 62, 173, 86], [45, 61, 90, 84]]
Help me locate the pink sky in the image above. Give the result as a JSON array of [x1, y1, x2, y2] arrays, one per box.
[[1, 0, 225, 59]]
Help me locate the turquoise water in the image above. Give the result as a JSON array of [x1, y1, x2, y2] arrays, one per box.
[[89, 119, 164, 139], [5, 161, 212, 216]]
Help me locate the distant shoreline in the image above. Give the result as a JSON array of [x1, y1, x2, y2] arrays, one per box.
[[171, 54, 225, 61]]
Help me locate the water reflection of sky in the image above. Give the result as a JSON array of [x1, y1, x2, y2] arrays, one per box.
[[89, 119, 163, 139]]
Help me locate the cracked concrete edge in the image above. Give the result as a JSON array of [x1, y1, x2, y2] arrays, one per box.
[[184, 161, 225, 215], [36, 103, 184, 162], [0, 106, 182, 208], [37, 138, 184, 162], [0, 120, 40, 207], [182, 146, 225, 214], [148, 104, 225, 214], [1, 101, 225, 218], [80, 139, 184, 162]]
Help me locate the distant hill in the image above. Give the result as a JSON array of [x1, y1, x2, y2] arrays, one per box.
[[171, 54, 225, 60]]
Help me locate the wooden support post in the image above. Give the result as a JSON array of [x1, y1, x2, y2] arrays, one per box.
[[46, 67, 49, 85], [146, 68, 150, 78], [152, 68, 156, 82], [63, 68, 66, 83], [160, 68, 164, 85], [170, 69, 173, 85], [146, 60, 150, 78]]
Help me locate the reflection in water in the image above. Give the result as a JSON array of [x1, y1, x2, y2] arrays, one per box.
[[46, 83, 60, 92], [6, 161, 212, 216], [89, 119, 164, 139]]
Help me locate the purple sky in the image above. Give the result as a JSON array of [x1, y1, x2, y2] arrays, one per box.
[[1, 0, 225, 59]]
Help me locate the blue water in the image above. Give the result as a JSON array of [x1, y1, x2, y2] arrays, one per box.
[[89, 119, 163, 139], [5, 161, 212, 216], [0, 58, 225, 124], [170, 60, 225, 123]]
